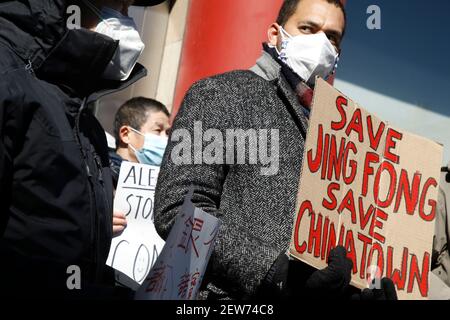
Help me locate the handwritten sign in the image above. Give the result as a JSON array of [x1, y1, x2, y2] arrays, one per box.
[[135, 187, 221, 300], [289, 78, 443, 300], [106, 162, 165, 285]]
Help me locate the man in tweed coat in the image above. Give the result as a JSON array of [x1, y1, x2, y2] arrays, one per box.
[[154, 0, 351, 299]]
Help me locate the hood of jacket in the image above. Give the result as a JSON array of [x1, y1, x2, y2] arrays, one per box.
[[0, 0, 146, 96]]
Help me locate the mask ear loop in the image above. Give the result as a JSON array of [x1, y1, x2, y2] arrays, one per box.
[[324, 55, 340, 83], [272, 44, 282, 56], [128, 126, 145, 137], [268, 26, 290, 57], [128, 143, 138, 154], [127, 126, 144, 154], [332, 54, 340, 75], [277, 26, 292, 61], [279, 26, 293, 39]]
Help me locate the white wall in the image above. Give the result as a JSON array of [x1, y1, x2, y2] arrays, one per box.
[[95, 1, 190, 134]]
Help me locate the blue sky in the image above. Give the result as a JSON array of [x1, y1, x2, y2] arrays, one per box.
[[337, 0, 450, 117]]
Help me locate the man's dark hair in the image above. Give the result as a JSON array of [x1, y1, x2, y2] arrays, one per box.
[[113, 97, 170, 147], [276, 0, 346, 31]]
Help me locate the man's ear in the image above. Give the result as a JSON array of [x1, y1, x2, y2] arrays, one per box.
[[119, 126, 131, 145], [268, 23, 281, 48]]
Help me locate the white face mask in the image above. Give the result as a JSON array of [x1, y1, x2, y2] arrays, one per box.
[[83, 1, 145, 81], [277, 27, 339, 86]]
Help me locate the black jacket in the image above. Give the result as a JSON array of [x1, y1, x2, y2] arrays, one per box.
[[109, 150, 124, 189], [0, 0, 145, 297]]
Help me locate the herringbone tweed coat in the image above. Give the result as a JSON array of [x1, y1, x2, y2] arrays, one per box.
[[154, 52, 310, 299]]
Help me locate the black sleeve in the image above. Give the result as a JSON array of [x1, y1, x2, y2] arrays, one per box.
[[0, 77, 19, 235]]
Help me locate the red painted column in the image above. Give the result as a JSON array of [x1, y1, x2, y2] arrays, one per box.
[[171, 0, 346, 119], [171, 0, 283, 119]]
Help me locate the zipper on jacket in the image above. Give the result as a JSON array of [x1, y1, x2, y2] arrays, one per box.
[[94, 152, 112, 242], [25, 60, 34, 75], [93, 150, 112, 281], [93, 149, 114, 262], [74, 98, 99, 281], [77, 101, 113, 282], [94, 154, 104, 185]]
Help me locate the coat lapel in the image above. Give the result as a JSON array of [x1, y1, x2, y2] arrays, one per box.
[[275, 73, 309, 138]]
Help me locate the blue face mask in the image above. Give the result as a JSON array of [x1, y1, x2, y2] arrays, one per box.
[[129, 127, 168, 166]]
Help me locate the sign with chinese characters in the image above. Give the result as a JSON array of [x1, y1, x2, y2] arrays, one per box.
[[106, 162, 165, 285], [135, 187, 221, 300]]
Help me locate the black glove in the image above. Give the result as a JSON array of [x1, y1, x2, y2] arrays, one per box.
[[303, 246, 353, 299], [256, 251, 292, 300], [351, 277, 398, 300], [257, 246, 353, 300], [256, 250, 316, 300]]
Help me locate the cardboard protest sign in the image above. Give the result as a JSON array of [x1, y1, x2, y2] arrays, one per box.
[[289, 78, 443, 300], [106, 162, 165, 285], [135, 187, 221, 300]]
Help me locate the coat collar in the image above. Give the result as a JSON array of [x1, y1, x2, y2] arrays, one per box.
[[251, 49, 309, 137], [273, 73, 309, 137], [250, 50, 281, 82]]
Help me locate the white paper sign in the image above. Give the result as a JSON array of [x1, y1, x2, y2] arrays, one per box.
[[106, 162, 165, 285], [135, 187, 221, 300]]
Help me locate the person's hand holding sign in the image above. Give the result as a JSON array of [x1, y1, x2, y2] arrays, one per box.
[[113, 211, 127, 237], [259, 246, 353, 299], [301, 246, 398, 300], [259, 245, 398, 300], [304, 246, 353, 298]]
